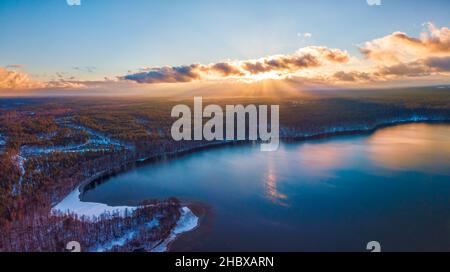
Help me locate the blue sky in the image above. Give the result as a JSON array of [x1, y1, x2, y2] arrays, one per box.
[[0, 0, 449, 82]]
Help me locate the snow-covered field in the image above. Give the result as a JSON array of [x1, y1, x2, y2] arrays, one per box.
[[52, 187, 136, 218], [52, 186, 199, 252]]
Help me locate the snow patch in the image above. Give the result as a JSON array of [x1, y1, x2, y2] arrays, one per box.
[[52, 187, 136, 218]]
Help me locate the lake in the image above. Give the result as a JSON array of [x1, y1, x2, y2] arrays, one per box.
[[82, 123, 450, 251]]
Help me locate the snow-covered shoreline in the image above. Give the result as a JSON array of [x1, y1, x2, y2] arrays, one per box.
[[51, 186, 199, 252], [51, 186, 136, 218], [151, 207, 199, 252], [279, 115, 450, 138]]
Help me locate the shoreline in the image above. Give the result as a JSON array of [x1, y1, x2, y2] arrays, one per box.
[[168, 201, 213, 252], [80, 117, 450, 192], [51, 118, 450, 251]]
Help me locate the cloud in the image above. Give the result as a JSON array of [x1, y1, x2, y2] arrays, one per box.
[[124, 64, 203, 84], [360, 23, 450, 64], [123, 46, 349, 84], [73, 66, 97, 73], [333, 71, 374, 82], [242, 53, 322, 74], [376, 62, 431, 77], [374, 56, 450, 78], [0, 67, 45, 90], [344, 23, 450, 84], [0, 67, 86, 90], [423, 56, 450, 71], [46, 80, 87, 89], [208, 62, 245, 76], [330, 55, 450, 84]]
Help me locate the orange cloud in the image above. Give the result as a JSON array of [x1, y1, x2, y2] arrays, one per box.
[[123, 46, 350, 84], [0, 67, 86, 91], [327, 23, 450, 84], [0, 67, 45, 90], [329, 56, 450, 84], [360, 23, 450, 64]]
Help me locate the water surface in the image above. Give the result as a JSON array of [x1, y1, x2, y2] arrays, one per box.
[[83, 123, 450, 251]]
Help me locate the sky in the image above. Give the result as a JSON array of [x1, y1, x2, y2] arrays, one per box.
[[0, 0, 449, 95]]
